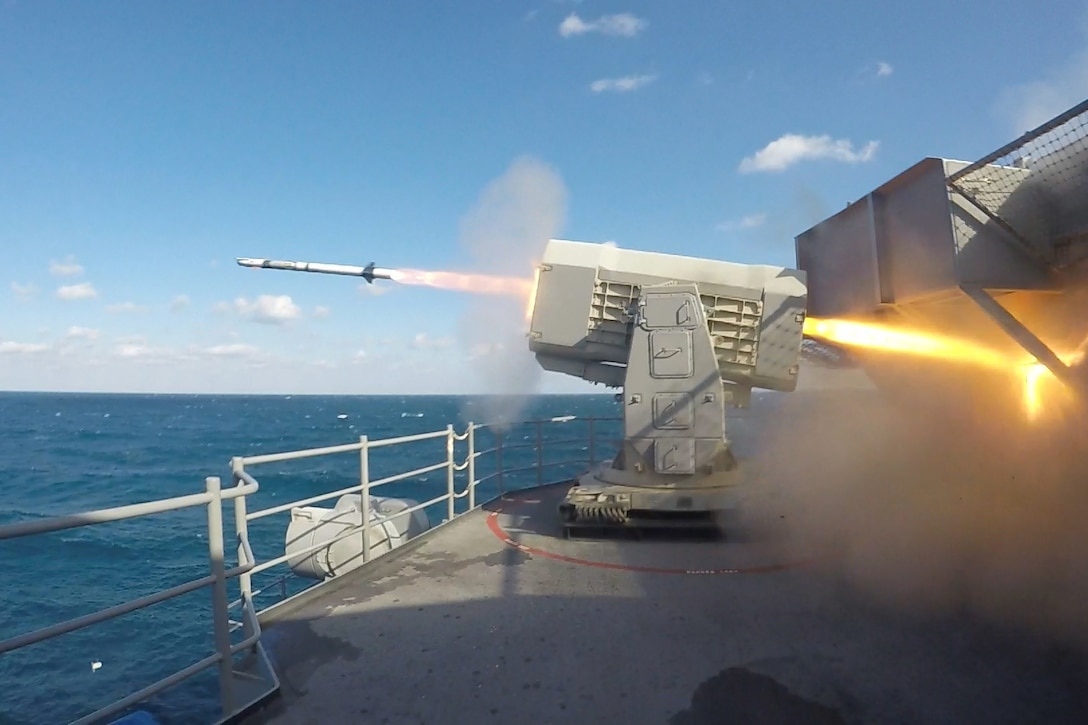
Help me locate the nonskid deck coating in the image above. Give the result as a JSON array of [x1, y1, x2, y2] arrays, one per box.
[[243, 482, 1088, 725]]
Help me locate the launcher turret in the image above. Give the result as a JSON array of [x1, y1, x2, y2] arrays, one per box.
[[526, 239, 808, 530]]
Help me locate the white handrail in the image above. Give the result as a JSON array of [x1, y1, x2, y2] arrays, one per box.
[[0, 482, 257, 540], [0, 414, 620, 725]]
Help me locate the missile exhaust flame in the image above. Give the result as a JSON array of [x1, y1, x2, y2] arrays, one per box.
[[391, 268, 533, 297], [802, 317, 1010, 370], [1022, 363, 1048, 422], [803, 316, 1082, 422]]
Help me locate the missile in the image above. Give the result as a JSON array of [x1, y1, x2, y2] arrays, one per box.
[[236, 257, 395, 284]]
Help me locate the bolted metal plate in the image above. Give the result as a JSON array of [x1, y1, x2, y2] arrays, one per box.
[[655, 439, 696, 474], [649, 330, 693, 378], [642, 292, 699, 329], [653, 393, 693, 430]]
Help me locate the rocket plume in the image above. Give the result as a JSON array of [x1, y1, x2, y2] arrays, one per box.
[[802, 317, 1010, 370], [389, 266, 538, 324], [802, 316, 1083, 421], [389, 268, 533, 297]]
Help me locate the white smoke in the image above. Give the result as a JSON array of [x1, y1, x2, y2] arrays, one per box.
[[456, 156, 568, 424]]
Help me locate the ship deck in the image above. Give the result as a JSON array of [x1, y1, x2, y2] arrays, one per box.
[[242, 385, 1088, 725]]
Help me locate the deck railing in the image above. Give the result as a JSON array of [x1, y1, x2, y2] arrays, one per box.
[[0, 475, 278, 725], [0, 415, 619, 724]]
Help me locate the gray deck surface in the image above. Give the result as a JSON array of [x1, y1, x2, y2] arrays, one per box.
[[243, 380, 1088, 725]]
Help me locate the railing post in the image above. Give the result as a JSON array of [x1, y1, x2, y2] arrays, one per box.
[[206, 476, 235, 718], [230, 458, 253, 642], [360, 436, 371, 564], [535, 419, 544, 487], [588, 417, 596, 467], [446, 425, 456, 522], [496, 429, 505, 496], [467, 422, 476, 510]]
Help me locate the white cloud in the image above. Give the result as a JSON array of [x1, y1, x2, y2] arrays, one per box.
[[170, 295, 191, 312], [312, 305, 330, 319], [0, 341, 49, 354], [106, 302, 148, 313], [49, 256, 84, 277], [204, 343, 258, 357], [115, 343, 155, 358], [83, 337, 260, 366], [56, 282, 98, 300], [12, 282, 36, 300], [559, 12, 646, 38], [233, 295, 301, 325], [876, 61, 894, 78], [738, 134, 879, 173], [716, 213, 767, 232], [697, 71, 714, 86], [0, 336, 598, 394], [589, 74, 658, 93], [65, 326, 99, 340], [997, 46, 1088, 134]]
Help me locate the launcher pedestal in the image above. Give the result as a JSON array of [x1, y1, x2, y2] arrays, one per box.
[[527, 240, 807, 532]]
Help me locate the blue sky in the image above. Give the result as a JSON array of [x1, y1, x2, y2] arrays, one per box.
[[3, 0, 1088, 394]]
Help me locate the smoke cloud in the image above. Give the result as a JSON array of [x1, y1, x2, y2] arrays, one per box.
[[743, 366, 1088, 653], [455, 156, 568, 424]]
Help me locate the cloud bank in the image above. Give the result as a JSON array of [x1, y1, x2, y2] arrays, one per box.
[[559, 12, 646, 38], [56, 282, 98, 300], [590, 74, 657, 93], [49, 256, 84, 277], [231, 295, 302, 324], [739, 134, 879, 173]]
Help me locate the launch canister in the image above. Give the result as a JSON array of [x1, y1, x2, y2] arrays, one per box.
[[236, 257, 395, 284]]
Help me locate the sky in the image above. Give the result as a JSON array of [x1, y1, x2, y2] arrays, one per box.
[[3, 0, 1088, 394]]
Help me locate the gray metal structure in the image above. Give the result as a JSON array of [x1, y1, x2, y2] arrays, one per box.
[[527, 240, 807, 528], [795, 99, 1088, 403]]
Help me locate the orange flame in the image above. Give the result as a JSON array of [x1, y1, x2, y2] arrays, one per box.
[[803, 316, 1080, 422], [802, 317, 1009, 369], [1021, 363, 1048, 421]]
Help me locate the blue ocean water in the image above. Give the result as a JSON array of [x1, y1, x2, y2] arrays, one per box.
[[0, 393, 619, 725]]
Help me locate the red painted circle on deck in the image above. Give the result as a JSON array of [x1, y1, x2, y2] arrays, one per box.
[[484, 500, 808, 576]]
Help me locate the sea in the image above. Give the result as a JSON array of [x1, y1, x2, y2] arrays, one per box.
[[0, 392, 621, 725]]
